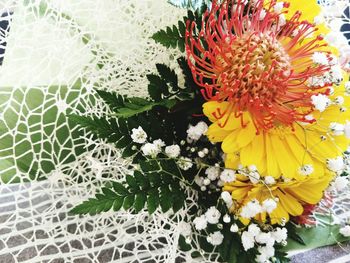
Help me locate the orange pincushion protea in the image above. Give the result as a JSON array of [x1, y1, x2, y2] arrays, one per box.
[[185, 0, 332, 132]]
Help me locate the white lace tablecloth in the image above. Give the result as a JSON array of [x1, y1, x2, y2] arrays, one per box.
[[0, 0, 349, 262]]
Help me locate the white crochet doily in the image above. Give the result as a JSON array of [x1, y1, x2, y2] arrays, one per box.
[[0, 0, 349, 262]]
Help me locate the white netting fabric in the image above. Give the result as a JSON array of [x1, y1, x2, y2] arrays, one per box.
[[0, 0, 349, 262]]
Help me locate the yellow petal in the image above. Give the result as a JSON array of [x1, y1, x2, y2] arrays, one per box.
[[236, 125, 256, 148], [265, 134, 280, 178], [285, 177, 330, 204], [271, 134, 299, 179], [285, 131, 313, 167], [203, 101, 229, 122], [269, 202, 290, 225], [231, 187, 251, 201], [206, 123, 232, 142], [225, 153, 240, 169], [222, 129, 240, 153], [285, 0, 321, 24], [277, 189, 303, 216]]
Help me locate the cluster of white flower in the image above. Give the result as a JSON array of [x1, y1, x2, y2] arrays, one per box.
[[193, 215, 207, 230], [220, 169, 236, 183], [240, 200, 262, 219], [153, 139, 165, 149], [327, 156, 345, 173], [241, 224, 288, 262], [308, 54, 343, 89], [186, 121, 208, 142], [194, 167, 236, 191], [328, 122, 350, 138], [193, 207, 221, 228], [264, 176, 276, 185], [205, 167, 220, 181], [248, 165, 260, 184], [205, 206, 221, 224], [193, 206, 224, 245], [221, 191, 233, 209], [207, 231, 224, 246], [165, 145, 181, 158], [141, 143, 161, 157], [262, 199, 278, 213], [177, 157, 193, 171], [240, 198, 278, 219], [340, 225, 350, 237], [311, 94, 331, 112], [312, 52, 330, 66], [131, 126, 147, 144], [131, 126, 194, 170], [330, 176, 349, 192], [197, 147, 209, 158], [298, 164, 314, 176]]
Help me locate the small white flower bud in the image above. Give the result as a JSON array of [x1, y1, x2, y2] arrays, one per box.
[[223, 214, 231, 223]]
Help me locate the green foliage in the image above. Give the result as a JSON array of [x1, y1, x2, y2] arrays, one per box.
[[286, 223, 306, 245], [70, 162, 186, 215], [274, 250, 291, 263], [152, 24, 186, 52], [283, 223, 350, 252], [218, 227, 239, 263], [147, 63, 193, 102], [96, 90, 176, 118], [151, 6, 207, 52], [68, 114, 141, 159], [177, 57, 199, 92]]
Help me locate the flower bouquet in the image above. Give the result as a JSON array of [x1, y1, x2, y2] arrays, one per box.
[[65, 0, 350, 262]]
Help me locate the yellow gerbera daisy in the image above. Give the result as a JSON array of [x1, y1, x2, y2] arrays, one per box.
[[185, 0, 350, 223], [203, 97, 350, 181], [223, 174, 332, 225]]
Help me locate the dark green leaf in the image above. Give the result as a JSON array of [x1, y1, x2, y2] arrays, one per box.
[[102, 187, 118, 198], [112, 182, 128, 195], [161, 159, 182, 178], [148, 172, 162, 186], [178, 235, 192, 252], [122, 144, 137, 158], [134, 192, 147, 212], [96, 90, 125, 111], [115, 136, 130, 148], [68, 114, 132, 147], [134, 170, 149, 189], [159, 185, 172, 212], [70, 196, 114, 216], [147, 74, 168, 101], [140, 160, 161, 172], [156, 64, 178, 91], [123, 194, 135, 210], [113, 196, 124, 211], [147, 189, 160, 214], [171, 183, 186, 213], [191, 251, 201, 258], [126, 174, 138, 190]]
